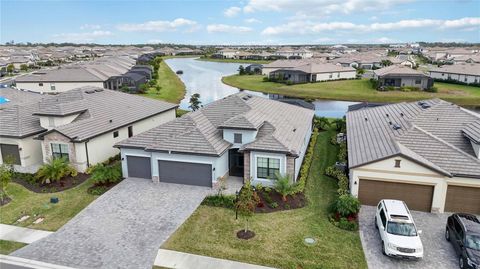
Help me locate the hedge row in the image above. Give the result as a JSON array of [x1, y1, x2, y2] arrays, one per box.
[[325, 166, 349, 195], [294, 129, 319, 194]]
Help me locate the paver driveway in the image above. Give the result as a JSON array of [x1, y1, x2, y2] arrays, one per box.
[[12, 178, 211, 269], [359, 205, 457, 269]]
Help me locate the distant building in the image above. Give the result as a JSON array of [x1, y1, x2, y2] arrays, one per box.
[[269, 62, 356, 84], [373, 65, 433, 90], [429, 63, 480, 85]]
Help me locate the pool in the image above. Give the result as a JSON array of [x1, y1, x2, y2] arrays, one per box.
[[0, 96, 10, 104]]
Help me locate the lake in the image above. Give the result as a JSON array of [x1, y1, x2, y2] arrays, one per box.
[[165, 57, 357, 118]]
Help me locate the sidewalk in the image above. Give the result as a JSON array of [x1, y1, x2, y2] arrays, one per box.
[[0, 224, 53, 244], [155, 249, 277, 269]]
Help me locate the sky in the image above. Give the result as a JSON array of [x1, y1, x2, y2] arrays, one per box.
[[1, 0, 479, 45]]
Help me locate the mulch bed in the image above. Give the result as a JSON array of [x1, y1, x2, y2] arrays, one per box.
[[255, 189, 307, 213], [237, 230, 255, 240], [12, 173, 89, 193]]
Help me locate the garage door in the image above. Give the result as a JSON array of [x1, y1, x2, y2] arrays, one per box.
[[127, 156, 151, 179], [445, 185, 480, 214], [358, 179, 434, 212], [158, 160, 212, 187], [0, 144, 21, 165]]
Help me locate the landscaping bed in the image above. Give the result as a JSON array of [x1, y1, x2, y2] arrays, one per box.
[[12, 173, 89, 193], [255, 188, 306, 213]]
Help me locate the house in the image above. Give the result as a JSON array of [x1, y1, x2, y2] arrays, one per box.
[[261, 58, 326, 76], [273, 48, 313, 59], [212, 48, 238, 59], [346, 99, 480, 214], [0, 87, 177, 173], [269, 63, 356, 84], [115, 93, 314, 187], [429, 63, 480, 85], [245, 64, 263, 74], [373, 65, 433, 90]]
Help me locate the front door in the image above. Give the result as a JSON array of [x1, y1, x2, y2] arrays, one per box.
[[229, 149, 244, 177]]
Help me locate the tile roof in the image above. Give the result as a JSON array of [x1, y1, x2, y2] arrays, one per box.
[[116, 93, 315, 156], [429, 63, 480, 76], [374, 65, 428, 77], [347, 99, 480, 178]]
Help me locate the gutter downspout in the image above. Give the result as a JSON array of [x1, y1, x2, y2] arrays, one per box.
[[85, 140, 90, 168]]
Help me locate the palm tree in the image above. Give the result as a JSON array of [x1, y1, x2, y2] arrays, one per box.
[[35, 158, 77, 184], [189, 93, 201, 111], [274, 172, 296, 201]]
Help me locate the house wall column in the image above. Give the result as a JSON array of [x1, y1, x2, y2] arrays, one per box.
[[286, 156, 295, 182], [243, 151, 250, 182]]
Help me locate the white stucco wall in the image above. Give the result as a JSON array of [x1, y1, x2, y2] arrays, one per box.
[[16, 81, 104, 93], [0, 136, 43, 173], [429, 71, 479, 84], [223, 129, 257, 148], [294, 126, 313, 180], [249, 151, 287, 186], [349, 156, 480, 213], [315, 71, 356, 81]]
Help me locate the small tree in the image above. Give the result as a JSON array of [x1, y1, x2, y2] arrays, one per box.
[[155, 85, 162, 95], [0, 162, 13, 203], [20, 64, 28, 72], [138, 83, 148, 94], [356, 68, 365, 75], [236, 180, 259, 233], [381, 59, 393, 67], [148, 80, 157, 87], [120, 84, 130, 93], [274, 172, 297, 201], [314, 116, 330, 130], [238, 65, 246, 75], [189, 93, 201, 111], [7, 64, 14, 74], [333, 118, 346, 132], [35, 158, 77, 184]]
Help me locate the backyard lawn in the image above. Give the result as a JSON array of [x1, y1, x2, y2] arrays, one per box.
[[162, 129, 367, 269], [222, 75, 480, 106], [0, 177, 99, 231], [141, 60, 186, 104], [196, 57, 272, 64], [0, 240, 27, 255]]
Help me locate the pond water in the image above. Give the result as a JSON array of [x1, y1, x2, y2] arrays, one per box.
[[165, 57, 356, 118]]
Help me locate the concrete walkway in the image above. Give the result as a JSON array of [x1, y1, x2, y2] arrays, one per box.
[[0, 224, 53, 244], [0, 254, 76, 269], [155, 249, 276, 269]]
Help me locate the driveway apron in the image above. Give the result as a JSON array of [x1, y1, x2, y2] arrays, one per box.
[[12, 178, 210, 269]]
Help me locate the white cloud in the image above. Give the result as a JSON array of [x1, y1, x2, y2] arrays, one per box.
[[80, 24, 101, 30], [52, 31, 112, 43], [375, 37, 397, 43], [262, 17, 480, 35], [206, 24, 253, 33], [314, 37, 334, 43], [243, 0, 412, 16], [146, 39, 163, 44], [117, 18, 198, 32], [244, 18, 262, 24], [224, 6, 241, 17]]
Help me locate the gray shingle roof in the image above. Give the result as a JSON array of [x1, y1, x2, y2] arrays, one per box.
[[462, 120, 480, 143], [116, 93, 315, 156], [374, 65, 428, 77], [347, 99, 480, 178]]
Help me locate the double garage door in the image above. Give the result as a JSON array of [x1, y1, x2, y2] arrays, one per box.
[[358, 179, 434, 212], [358, 179, 480, 214], [126, 156, 212, 187]]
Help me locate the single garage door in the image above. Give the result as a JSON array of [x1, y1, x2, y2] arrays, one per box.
[[358, 179, 434, 212], [127, 156, 151, 179], [445, 185, 480, 214], [158, 160, 212, 187], [0, 144, 21, 165]]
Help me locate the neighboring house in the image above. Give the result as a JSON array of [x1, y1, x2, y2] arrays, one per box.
[[212, 48, 238, 59], [269, 63, 356, 84], [115, 93, 314, 188], [273, 48, 313, 59], [346, 99, 480, 214], [0, 86, 177, 173], [261, 59, 326, 76], [373, 65, 433, 90], [245, 64, 263, 74], [429, 63, 480, 85]]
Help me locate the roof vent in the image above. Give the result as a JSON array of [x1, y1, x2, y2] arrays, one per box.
[[417, 101, 426, 106], [109, 119, 113, 123], [94, 88, 104, 92], [293, 128, 297, 132], [400, 113, 404, 117], [393, 124, 402, 130], [389, 121, 392, 125], [421, 103, 431, 109], [386, 113, 389, 117], [85, 90, 96, 94], [365, 117, 368, 121]]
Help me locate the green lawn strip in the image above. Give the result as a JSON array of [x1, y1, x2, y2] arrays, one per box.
[[0, 177, 98, 231], [222, 75, 480, 106], [141, 60, 186, 104], [162, 130, 367, 269], [0, 240, 27, 255], [196, 57, 273, 64]]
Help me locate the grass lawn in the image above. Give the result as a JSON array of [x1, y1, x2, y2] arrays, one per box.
[[0, 240, 27, 255], [141, 60, 186, 104], [0, 177, 99, 231], [196, 57, 273, 64], [222, 75, 480, 106], [162, 130, 367, 269]]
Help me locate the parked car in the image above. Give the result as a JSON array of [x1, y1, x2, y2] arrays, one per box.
[[375, 199, 424, 259], [445, 213, 480, 269]]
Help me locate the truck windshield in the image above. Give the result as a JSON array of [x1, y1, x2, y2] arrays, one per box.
[[387, 221, 417, 236]]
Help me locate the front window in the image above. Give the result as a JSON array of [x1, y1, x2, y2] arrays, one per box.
[[387, 221, 417, 236], [257, 157, 280, 179], [465, 234, 480, 251], [51, 143, 69, 161], [234, 133, 242, 144]]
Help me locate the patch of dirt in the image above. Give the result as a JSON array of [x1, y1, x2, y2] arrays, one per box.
[[0, 196, 12, 206], [237, 230, 255, 240], [255, 189, 307, 213], [13, 173, 89, 193]]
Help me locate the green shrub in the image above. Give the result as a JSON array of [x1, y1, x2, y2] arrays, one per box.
[[262, 77, 269, 82], [87, 186, 109, 195], [262, 192, 273, 204], [385, 86, 395, 91], [35, 158, 77, 184], [14, 172, 36, 185], [294, 130, 318, 194], [369, 78, 379, 89], [425, 86, 438, 93], [333, 194, 360, 218], [338, 142, 347, 163], [270, 202, 278, 208], [90, 163, 122, 185], [336, 217, 359, 231], [202, 195, 236, 209], [286, 80, 293, 85]]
